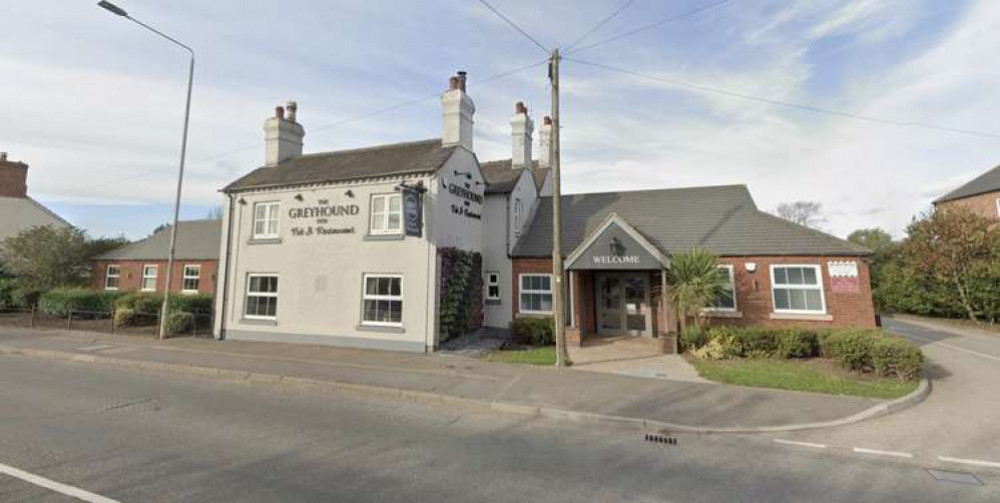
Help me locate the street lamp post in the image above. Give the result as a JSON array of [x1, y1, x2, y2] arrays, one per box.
[[98, 1, 195, 340]]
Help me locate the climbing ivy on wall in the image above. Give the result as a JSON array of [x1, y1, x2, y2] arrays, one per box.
[[438, 247, 484, 342]]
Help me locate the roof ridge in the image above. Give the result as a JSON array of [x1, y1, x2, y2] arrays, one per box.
[[296, 138, 443, 159], [535, 184, 750, 199], [934, 163, 1000, 203]]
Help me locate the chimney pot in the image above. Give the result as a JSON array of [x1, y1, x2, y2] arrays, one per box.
[[441, 71, 475, 150], [456, 71, 467, 92], [275, 106, 285, 120], [264, 102, 305, 166], [515, 101, 527, 114], [286, 100, 298, 122], [543, 115, 552, 125]]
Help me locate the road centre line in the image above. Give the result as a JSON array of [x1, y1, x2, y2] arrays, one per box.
[[852, 447, 914, 459], [773, 439, 827, 449], [938, 456, 1000, 469], [0, 462, 119, 503]]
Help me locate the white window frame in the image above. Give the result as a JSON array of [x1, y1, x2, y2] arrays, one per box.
[[141, 264, 158, 292], [705, 264, 737, 312], [369, 193, 402, 235], [486, 271, 501, 301], [519, 273, 554, 315], [995, 197, 1000, 217], [361, 274, 404, 327], [182, 264, 201, 293], [513, 198, 523, 237], [104, 264, 120, 291], [244, 274, 279, 320], [770, 264, 826, 315], [252, 201, 281, 240]]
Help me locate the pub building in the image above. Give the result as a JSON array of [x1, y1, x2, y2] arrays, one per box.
[[214, 71, 875, 353]]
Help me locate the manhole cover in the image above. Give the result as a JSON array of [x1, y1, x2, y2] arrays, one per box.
[[926, 469, 982, 486]]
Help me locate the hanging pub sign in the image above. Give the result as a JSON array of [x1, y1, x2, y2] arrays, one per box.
[[403, 187, 423, 237]]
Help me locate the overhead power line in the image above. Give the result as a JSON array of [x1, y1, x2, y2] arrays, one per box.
[[564, 0, 636, 53], [566, 0, 732, 56], [566, 57, 1000, 140], [477, 0, 550, 55]]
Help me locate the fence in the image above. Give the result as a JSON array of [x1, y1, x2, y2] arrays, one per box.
[[0, 306, 215, 338]]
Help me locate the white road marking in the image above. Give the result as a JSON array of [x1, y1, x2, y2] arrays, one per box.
[[773, 439, 827, 449], [852, 447, 914, 459], [938, 456, 1000, 469], [0, 462, 119, 503], [896, 331, 1000, 363]]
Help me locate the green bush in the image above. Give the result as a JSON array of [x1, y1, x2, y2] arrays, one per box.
[[821, 328, 923, 381], [39, 288, 123, 317], [511, 317, 554, 346], [0, 278, 19, 309], [166, 311, 194, 335], [115, 292, 213, 315], [169, 293, 214, 313], [871, 336, 924, 381], [113, 307, 139, 327], [775, 329, 819, 358], [680, 325, 707, 350]]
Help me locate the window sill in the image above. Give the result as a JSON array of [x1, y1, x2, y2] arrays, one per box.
[[704, 310, 742, 319], [248, 237, 282, 245], [240, 317, 277, 326], [485, 298, 502, 306], [364, 233, 405, 241], [356, 324, 405, 334], [517, 312, 553, 318], [769, 312, 833, 322]]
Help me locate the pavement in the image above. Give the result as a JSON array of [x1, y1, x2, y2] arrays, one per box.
[[0, 325, 892, 431], [568, 334, 709, 383], [1, 354, 994, 502], [766, 317, 1000, 472]]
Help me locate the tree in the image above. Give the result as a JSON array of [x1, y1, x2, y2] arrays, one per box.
[[667, 249, 728, 333], [847, 228, 893, 253], [903, 207, 1000, 322], [85, 235, 129, 259], [0, 226, 92, 299], [775, 201, 826, 229]]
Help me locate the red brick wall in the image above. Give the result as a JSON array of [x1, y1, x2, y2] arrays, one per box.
[[0, 160, 28, 198], [511, 255, 876, 329], [935, 191, 1000, 221], [91, 260, 218, 295]]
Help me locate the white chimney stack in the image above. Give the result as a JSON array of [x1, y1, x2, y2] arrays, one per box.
[[510, 101, 533, 169], [538, 115, 552, 169], [441, 71, 475, 151], [264, 100, 305, 167]]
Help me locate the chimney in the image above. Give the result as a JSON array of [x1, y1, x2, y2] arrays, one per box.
[[264, 100, 305, 167], [441, 71, 476, 151], [510, 102, 533, 169], [0, 152, 28, 198], [538, 115, 552, 169]]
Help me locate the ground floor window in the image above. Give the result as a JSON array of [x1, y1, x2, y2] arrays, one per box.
[[708, 264, 736, 311], [105, 264, 120, 290], [362, 274, 403, 326], [245, 274, 278, 320], [519, 274, 553, 314], [182, 264, 201, 293], [771, 265, 825, 313], [486, 271, 501, 301], [141, 264, 158, 291]]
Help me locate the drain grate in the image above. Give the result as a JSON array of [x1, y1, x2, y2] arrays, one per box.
[[644, 433, 677, 445], [926, 469, 982, 486]]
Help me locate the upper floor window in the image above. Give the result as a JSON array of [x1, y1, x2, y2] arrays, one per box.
[[486, 271, 501, 301], [370, 193, 402, 235], [771, 265, 825, 314], [182, 264, 201, 293], [708, 264, 736, 311], [253, 201, 280, 239], [513, 198, 523, 237], [104, 265, 120, 291], [141, 264, 158, 291]]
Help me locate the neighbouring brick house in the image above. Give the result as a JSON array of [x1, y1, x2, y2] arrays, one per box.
[[92, 220, 221, 295], [0, 152, 71, 240], [511, 186, 875, 350], [933, 163, 1000, 219]]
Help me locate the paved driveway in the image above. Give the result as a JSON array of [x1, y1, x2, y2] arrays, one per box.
[[769, 318, 1000, 469]]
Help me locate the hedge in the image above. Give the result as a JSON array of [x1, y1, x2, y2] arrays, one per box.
[[39, 288, 124, 317], [166, 311, 194, 335], [115, 292, 214, 314], [692, 325, 922, 381], [511, 317, 554, 346]]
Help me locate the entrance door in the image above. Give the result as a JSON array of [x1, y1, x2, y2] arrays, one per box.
[[596, 273, 650, 336]]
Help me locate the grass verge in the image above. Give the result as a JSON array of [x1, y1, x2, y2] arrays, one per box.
[[687, 356, 919, 399], [488, 346, 556, 365]]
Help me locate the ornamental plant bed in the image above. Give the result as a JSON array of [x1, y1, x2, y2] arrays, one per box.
[[686, 356, 919, 399]]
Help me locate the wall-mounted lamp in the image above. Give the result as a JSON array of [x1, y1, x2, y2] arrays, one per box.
[[745, 262, 757, 273], [237, 197, 247, 206], [345, 189, 354, 198], [294, 193, 304, 201], [453, 170, 472, 180]]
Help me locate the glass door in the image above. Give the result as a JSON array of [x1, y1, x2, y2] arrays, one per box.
[[622, 275, 648, 335], [597, 274, 623, 333]]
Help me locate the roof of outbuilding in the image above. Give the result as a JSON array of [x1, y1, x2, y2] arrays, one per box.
[[934, 164, 1000, 203], [0, 196, 71, 241], [223, 139, 458, 192], [96, 219, 221, 261], [512, 185, 869, 258], [480, 158, 549, 194]]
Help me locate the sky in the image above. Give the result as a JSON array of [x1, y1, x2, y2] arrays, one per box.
[[2, 0, 998, 240]]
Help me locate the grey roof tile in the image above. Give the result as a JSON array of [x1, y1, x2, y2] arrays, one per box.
[[934, 164, 1000, 203], [0, 196, 71, 240], [96, 219, 221, 260], [223, 139, 457, 192], [512, 185, 868, 258]]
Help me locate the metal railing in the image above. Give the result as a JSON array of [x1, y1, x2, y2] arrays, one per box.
[[0, 306, 215, 338]]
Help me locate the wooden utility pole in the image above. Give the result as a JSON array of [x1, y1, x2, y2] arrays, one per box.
[[550, 49, 570, 367]]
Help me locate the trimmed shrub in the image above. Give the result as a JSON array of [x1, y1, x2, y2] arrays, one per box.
[[166, 311, 194, 335], [115, 293, 213, 315], [511, 317, 555, 346], [680, 325, 707, 350], [775, 329, 819, 359], [170, 293, 214, 314], [871, 336, 924, 381], [113, 307, 140, 327], [821, 328, 923, 380], [39, 288, 123, 317]]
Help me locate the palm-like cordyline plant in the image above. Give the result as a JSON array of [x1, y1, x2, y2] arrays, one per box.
[[667, 248, 728, 333]]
